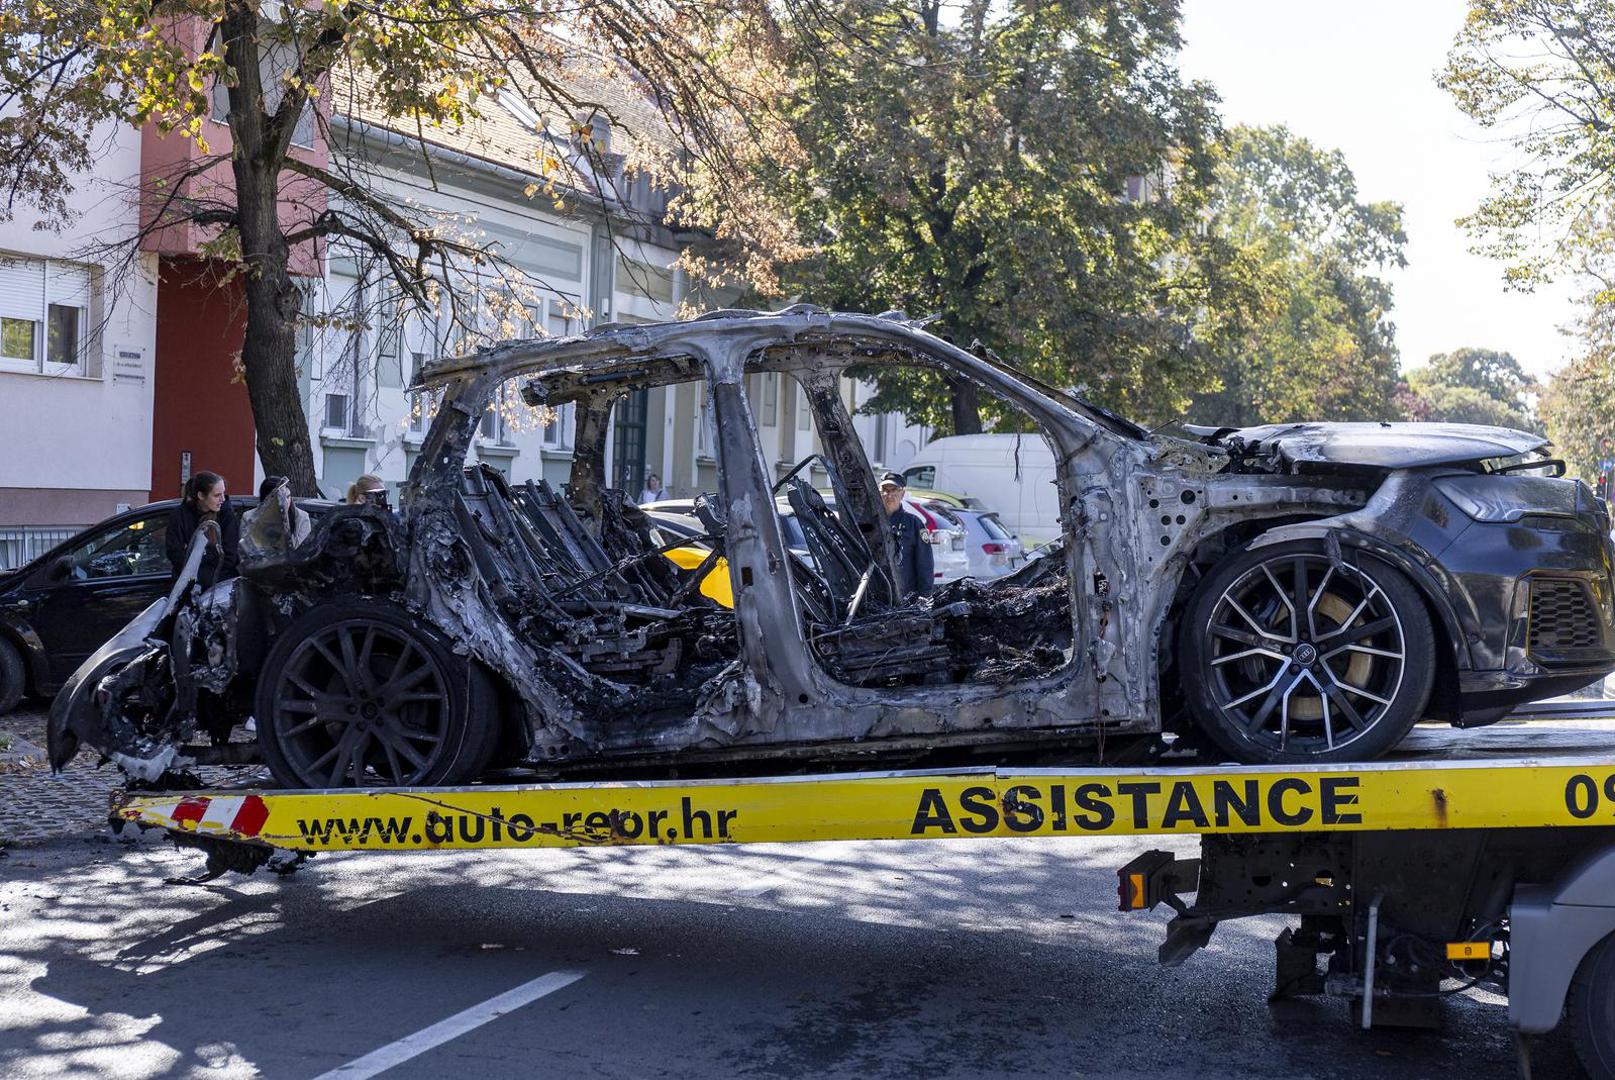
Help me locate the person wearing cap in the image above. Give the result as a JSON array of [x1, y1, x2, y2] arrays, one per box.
[[879, 471, 934, 600]]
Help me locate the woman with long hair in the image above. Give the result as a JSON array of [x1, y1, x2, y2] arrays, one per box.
[[164, 471, 240, 586]]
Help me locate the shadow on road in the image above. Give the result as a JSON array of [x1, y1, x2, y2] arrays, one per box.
[[0, 838, 1579, 1079]]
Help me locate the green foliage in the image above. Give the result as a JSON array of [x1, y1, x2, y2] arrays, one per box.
[[1541, 304, 1615, 480], [1405, 379, 1534, 430], [763, 0, 1227, 433], [1403, 347, 1539, 431], [1187, 125, 1407, 427], [1439, 0, 1615, 297]]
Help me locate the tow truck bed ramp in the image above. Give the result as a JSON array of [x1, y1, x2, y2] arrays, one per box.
[[113, 719, 1615, 852], [117, 752, 1615, 852], [108, 718, 1615, 1079]]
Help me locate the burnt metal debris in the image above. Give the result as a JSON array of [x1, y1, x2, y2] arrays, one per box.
[[46, 307, 1615, 787]]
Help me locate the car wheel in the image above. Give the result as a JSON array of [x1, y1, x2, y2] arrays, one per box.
[[1568, 931, 1615, 1080], [1179, 539, 1435, 764], [0, 637, 24, 715], [254, 598, 496, 788]]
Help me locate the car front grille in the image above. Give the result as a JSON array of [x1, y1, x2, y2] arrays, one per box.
[[1528, 578, 1604, 656]]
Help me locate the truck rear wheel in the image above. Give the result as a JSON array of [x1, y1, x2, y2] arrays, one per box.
[[254, 598, 496, 788], [1568, 931, 1615, 1080]]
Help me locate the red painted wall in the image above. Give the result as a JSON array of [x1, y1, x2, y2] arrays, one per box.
[[139, 17, 326, 277], [149, 258, 257, 500]]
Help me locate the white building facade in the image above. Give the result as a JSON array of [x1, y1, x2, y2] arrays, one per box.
[[300, 103, 929, 504], [0, 119, 159, 563]]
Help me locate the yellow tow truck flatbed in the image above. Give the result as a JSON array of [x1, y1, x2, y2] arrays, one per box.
[[110, 714, 1615, 1079], [115, 736, 1615, 852]]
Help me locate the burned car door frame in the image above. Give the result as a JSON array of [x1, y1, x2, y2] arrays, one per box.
[[407, 311, 1156, 767]]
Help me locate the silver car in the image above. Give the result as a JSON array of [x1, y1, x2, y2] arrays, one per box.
[[924, 503, 1023, 579]]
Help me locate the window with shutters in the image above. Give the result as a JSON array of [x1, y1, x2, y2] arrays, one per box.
[[0, 254, 93, 376]]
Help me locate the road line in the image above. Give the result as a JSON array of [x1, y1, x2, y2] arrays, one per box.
[[311, 969, 585, 1080]]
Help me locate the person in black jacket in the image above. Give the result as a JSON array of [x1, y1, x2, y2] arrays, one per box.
[[879, 471, 934, 600], [165, 471, 240, 586]]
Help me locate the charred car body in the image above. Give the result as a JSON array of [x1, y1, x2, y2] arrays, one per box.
[[49, 309, 1615, 787]]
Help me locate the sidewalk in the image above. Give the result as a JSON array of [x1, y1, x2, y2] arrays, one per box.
[[0, 704, 122, 847], [1, 703, 278, 848]]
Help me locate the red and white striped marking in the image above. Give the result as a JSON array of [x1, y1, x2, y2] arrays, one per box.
[[125, 794, 270, 838]]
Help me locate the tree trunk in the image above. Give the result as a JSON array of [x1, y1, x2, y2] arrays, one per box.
[[948, 376, 983, 435], [223, 5, 321, 497], [239, 267, 320, 496]]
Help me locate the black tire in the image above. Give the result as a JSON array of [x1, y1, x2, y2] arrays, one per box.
[[1178, 539, 1435, 764], [254, 598, 497, 788], [1569, 931, 1615, 1080], [0, 637, 25, 716]]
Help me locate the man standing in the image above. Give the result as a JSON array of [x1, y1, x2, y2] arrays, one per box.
[[879, 471, 934, 600]]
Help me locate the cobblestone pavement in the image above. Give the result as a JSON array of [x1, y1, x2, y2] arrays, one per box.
[[0, 703, 269, 848], [0, 703, 122, 847]]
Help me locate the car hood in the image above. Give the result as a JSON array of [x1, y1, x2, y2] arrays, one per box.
[[1193, 422, 1550, 470]]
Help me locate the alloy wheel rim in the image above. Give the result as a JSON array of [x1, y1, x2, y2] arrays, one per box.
[[270, 619, 450, 786], [1204, 554, 1406, 753]]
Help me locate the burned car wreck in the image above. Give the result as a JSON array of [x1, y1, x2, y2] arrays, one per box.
[[49, 308, 1615, 787]]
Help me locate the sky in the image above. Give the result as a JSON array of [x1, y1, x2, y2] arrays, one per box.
[[1177, 0, 1584, 380]]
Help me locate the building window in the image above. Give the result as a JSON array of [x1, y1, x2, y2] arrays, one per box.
[[797, 384, 812, 432], [378, 310, 399, 362], [47, 303, 80, 366], [763, 372, 778, 426], [696, 391, 715, 457], [318, 272, 370, 437], [407, 352, 433, 434], [211, 38, 316, 148], [0, 255, 92, 374], [480, 383, 515, 445], [542, 401, 573, 448], [1, 316, 34, 362], [537, 299, 576, 447], [324, 393, 350, 431]]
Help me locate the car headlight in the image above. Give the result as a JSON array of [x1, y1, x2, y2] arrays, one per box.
[[1434, 474, 1585, 523]]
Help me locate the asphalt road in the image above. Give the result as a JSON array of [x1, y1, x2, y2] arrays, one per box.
[[0, 829, 1585, 1080]]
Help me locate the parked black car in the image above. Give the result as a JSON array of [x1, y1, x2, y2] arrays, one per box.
[[0, 496, 328, 714]]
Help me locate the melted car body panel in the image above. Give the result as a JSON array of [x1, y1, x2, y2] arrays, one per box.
[[48, 309, 1615, 785], [1207, 421, 1549, 470]]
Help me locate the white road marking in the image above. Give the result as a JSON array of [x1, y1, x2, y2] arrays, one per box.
[[311, 969, 585, 1080]]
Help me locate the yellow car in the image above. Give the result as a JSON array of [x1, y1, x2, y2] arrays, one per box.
[[661, 543, 734, 608]]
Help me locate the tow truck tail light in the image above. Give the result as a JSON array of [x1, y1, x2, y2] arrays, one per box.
[[1122, 872, 1148, 911]]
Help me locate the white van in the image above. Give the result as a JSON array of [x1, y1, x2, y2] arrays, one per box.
[[901, 433, 1063, 546]]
